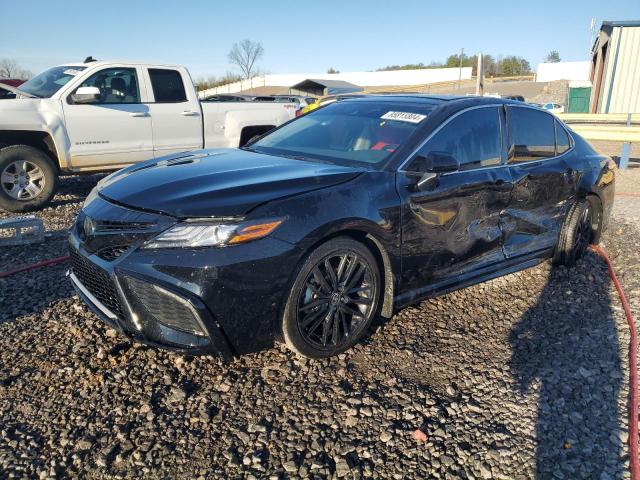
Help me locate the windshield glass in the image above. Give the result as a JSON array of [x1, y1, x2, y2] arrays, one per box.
[[19, 66, 87, 98], [249, 101, 432, 168]]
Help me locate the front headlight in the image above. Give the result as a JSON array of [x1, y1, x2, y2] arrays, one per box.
[[143, 219, 283, 249]]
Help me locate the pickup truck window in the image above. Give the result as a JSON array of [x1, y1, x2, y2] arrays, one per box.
[[19, 66, 87, 98], [73, 68, 140, 104], [148, 69, 187, 103]]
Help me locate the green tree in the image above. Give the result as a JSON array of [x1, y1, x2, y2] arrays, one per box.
[[375, 52, 531, 77], [327, 67, 340, 74], [545, 50, 561, 63], [497, 56, 531, 76]]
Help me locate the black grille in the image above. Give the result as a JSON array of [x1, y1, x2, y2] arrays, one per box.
[[70, 248, 125, 318]]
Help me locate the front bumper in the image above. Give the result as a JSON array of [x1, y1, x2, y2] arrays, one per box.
[[68, 198, 302, 357], [68, 241, 234, 358]]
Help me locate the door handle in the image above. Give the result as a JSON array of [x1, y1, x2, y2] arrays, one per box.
[[129, 112, 150, 117], [181, 110, 200, 116]]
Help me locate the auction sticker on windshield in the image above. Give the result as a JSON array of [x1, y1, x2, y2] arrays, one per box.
[[381, 111, 427, 124], [63, 69, 82, 76]]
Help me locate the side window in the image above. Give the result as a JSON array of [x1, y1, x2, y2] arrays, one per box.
[[507, 107, 555, 162], [74, 68, 140, 104], [148, 69, 187, 103], [555, 120, 571, 155], [413, 107, 502, 171]]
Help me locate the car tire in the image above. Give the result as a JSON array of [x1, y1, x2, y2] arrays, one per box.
[[0, 145, 59, 212], [553, 197, 600, 267], [282, 237, 381, 358]]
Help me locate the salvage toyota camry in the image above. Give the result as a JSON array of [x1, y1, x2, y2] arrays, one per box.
[[69, 95, 615, 359]]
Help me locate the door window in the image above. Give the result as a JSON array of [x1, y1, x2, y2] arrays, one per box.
[[148, 69, 187, 103], [413, 107, 502, 171], [507, 107, 555, 162], [73, 68, 140, 104], [555, 120, 571, 155]]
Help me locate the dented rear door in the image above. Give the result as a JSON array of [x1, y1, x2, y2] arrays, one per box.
[[501, 106, 577, 259]]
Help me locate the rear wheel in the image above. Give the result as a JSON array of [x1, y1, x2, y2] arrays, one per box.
[[282, 237, 381, 358], [0, 145, 58, 212], [553, 198, 600, 266]]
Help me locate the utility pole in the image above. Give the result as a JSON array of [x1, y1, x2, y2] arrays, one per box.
[[476, 54, 484, 96], [620, 113, 631, 169], [458, 48, 464, 89]]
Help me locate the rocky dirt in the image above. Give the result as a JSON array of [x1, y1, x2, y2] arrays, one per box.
[[0, 165, 639, 478]]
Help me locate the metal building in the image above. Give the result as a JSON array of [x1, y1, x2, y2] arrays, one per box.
[[590, 20, 640, 113]]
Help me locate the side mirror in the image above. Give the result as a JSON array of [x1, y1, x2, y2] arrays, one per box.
[[71, 86, 101, 104], [408, 151, 459, 191]]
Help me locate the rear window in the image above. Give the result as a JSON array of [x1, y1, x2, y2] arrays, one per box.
[[555, 120, 571, 155], [148, 68, 187, 103], [249, 101, 432, 168], [507, 107, 555, 162]]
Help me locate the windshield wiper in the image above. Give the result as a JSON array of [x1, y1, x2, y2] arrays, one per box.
[[279, 154, 308, 161]]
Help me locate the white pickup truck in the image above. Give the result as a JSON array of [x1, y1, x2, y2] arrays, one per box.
[[0, 60, 296, 212]]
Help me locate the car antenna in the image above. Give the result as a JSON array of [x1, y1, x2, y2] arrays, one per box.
[[84, 56, 97, 63]]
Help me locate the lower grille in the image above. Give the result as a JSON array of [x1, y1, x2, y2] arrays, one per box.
[[121, 275, 206, 337], [70, 248, 125, 318]]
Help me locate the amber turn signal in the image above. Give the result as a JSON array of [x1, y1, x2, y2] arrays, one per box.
[[228, 220, 283, 244]]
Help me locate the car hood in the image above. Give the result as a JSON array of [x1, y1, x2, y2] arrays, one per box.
[[98, 149, 364, 218]]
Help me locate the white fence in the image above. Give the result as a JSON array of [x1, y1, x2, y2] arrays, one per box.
[[536, 61, 591, 82], [199, 67, 473, 97]]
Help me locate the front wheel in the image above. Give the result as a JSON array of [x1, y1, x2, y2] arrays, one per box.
[[553, 198, 600, 266], [282, 237, 381, 358], [0, 145, 59, 212]]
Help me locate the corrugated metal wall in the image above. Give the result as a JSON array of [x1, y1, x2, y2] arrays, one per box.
[[602, 26, 640, 113]]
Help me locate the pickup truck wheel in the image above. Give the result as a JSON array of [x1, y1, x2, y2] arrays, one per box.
[[0, 145, 59, 212]]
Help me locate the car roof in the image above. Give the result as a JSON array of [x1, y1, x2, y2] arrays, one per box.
[[340, 93, 529, 110]]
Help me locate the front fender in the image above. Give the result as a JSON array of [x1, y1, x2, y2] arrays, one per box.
[[0, 98, 70, 169]]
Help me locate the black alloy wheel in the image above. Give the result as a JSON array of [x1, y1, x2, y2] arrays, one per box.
[[282, 237, 380, 358], [554, 198, 599, 267], [573, 203, 593, 260]]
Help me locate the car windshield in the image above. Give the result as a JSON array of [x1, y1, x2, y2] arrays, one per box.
[[248, 101, 432, 168], [18, 66, 87, 98]]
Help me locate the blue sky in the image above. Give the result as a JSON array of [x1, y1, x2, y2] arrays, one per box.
[[1, 0, 638, 79]]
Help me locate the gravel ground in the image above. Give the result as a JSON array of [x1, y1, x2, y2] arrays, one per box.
[[0, 167, 639, 479]]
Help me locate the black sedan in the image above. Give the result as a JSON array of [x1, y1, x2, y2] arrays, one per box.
[[69, 95, 615, 359]]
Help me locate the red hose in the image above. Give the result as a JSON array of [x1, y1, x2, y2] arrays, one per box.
[[0, 255, 69, 279], [590, 244, 639, 479]]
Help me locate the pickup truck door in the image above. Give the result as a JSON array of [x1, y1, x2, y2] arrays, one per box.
[[63, 66, 154, 168], [142, 67, 202, 157]]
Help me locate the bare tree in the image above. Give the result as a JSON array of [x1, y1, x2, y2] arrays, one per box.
[[0, 58, 33, 79], [228, 40, 264, 79]]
